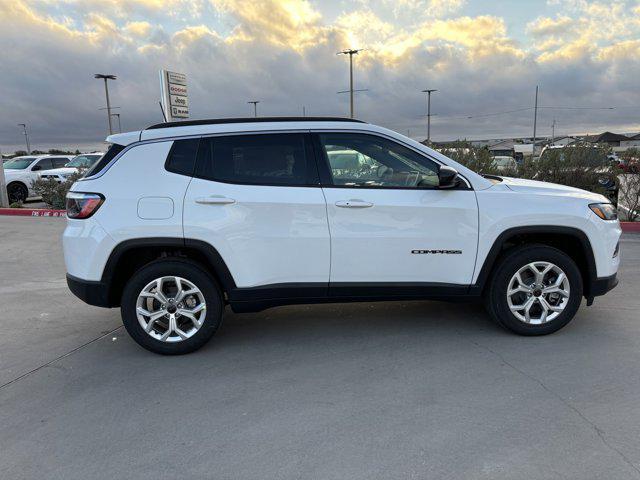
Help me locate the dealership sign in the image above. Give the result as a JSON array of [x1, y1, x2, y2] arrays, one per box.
[[159, 69, 189, 121]]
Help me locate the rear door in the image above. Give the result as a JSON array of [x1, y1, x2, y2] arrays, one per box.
[[183, 132, 330, 292], [314, 132, 479, 293]]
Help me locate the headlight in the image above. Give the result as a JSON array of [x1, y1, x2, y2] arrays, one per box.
[[589, 203, 618, 220]]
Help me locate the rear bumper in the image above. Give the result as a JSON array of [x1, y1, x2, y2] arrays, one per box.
[[67, 274, 112, 308]]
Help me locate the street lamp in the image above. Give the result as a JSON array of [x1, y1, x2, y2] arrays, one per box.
[[337, 49, 364, 118], [94, 74, 117, 135], [421, 89, 437, 143], [18, 123, 31, 154], [247, 100, 260, 117]]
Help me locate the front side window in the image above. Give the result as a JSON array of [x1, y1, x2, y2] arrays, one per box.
[[196, 134, 313, 186], [318, 133, 440, 188]]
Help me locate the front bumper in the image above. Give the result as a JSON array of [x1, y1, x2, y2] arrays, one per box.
[[586, 273, 618, 305], [67, 274, 112, 308]]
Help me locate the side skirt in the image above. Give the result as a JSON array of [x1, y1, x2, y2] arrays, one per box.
[[228, 282, 478, 313]]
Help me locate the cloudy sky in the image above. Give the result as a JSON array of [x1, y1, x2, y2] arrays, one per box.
[[1, 0, 639, 151]]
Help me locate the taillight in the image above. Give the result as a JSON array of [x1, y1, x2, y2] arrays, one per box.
[[66, 192, 104, 219]]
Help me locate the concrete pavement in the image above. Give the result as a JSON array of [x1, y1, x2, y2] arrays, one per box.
[[1, 216, 640, 479]]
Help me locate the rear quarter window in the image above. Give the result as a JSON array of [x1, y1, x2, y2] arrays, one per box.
[[85, 144, 125, 177], [165, 138, 199, 176]]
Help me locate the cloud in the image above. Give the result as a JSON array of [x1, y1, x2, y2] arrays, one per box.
[[0, 0, 639, 151]]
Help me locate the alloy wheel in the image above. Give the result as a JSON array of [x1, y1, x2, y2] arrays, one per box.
[[136, 276, 206, 342], [506, 261, 570, 325]]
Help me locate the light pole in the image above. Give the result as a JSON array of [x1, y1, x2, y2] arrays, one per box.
[[111, 113, 122, 133], [338, 49, 364, 118], [532, 85, 539, 156], [421, 89, 437, 144], [248, 100, 259, 117], [94, 73, 117, 135], [17, 123, 31, 154]]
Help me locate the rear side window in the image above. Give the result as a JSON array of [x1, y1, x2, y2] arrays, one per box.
[[85, 143, 125, 177], [51, 157, 69, 168], [165, 138, 199, 176], [195, 134, 315, 186], [34, 158, 53, 170]]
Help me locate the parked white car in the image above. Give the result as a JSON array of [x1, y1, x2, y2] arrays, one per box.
[[39, 153, 104, 182], [3, 155, 73, 202], [64, 118, 621, 354]]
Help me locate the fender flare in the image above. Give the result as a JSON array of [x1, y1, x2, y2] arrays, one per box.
[[101, 237, 237, 305], [470, 225, 597, 295]]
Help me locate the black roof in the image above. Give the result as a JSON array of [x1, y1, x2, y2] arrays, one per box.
[[146, 116, 365, 130]]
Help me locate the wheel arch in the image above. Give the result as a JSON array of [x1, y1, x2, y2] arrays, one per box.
[[472, 226, 597, 298], [101, 237, 236, 307]]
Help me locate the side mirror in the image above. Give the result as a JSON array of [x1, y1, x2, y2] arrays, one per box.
[[438, 165, 460, 189], [31, 165, 41, 171]]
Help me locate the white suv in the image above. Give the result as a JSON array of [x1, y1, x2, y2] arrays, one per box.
[[63, 118, 621, 354], [3, 155, 74, 202]]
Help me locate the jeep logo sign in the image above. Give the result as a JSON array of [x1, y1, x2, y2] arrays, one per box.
[[160, 69, 189, 121]]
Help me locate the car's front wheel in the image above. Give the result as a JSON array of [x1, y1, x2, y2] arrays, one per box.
[[485, 244, 583, 335], [121, 259, 223, 354]]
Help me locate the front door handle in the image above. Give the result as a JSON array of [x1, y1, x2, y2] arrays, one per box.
[[335, 199, 374, 208], [195, 195, 236, 205]]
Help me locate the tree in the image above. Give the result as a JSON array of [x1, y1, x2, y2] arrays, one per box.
[[617, 149, 640, 221]]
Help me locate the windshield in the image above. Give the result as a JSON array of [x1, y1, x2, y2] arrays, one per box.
[[3, 157, 36, 170], [66, 154, 101, 168]]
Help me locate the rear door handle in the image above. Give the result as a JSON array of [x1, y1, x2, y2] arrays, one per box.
[[195, 195, 236, 205], [335, 199, 374, 208]]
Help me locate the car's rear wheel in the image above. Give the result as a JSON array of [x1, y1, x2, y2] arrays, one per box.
[[121, 259, 223, 354], [485, 244, 583, 335], [7, 182, 28, 203]]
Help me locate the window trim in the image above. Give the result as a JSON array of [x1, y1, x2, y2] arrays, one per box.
[[192, 132, 321, 188], [310, 131, 472, 191]]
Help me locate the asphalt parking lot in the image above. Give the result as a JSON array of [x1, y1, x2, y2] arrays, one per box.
[[1, 217, 640, 480]]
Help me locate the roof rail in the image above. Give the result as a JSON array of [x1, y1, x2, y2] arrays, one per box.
[[145, 116, 366, 130]]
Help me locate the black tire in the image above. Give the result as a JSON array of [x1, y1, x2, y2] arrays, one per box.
[[484, 244, 583, 336], [121, 259, 223, 354], [7, 182, 28, 203]]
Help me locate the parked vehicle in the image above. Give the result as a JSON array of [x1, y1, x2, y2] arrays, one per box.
[[3, 155, 73, 203], [40, 152, 104, 182], [491, 155, 517, 172], [64, 118, 621, 354]]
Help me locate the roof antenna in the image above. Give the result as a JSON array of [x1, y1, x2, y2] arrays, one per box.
[[159, 101, 167, 122]]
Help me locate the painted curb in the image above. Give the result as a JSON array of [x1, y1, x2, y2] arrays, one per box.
[[621, 222, 640, 233], [0, 208, 66, 217]]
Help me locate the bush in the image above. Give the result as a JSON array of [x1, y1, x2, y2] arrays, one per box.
[[32, 171, 84, 209], [435, 143, 615, 199]]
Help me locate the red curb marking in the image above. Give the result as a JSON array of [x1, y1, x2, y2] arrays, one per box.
[[621, 222, 640, 233], [0, 208, 66, 217]]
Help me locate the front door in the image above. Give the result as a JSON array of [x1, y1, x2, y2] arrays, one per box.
[[314, 132, 478, 293]]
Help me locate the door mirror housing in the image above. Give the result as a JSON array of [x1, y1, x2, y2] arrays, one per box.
[[31, 165, 41, 171], [438, 165, 460, 189]]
